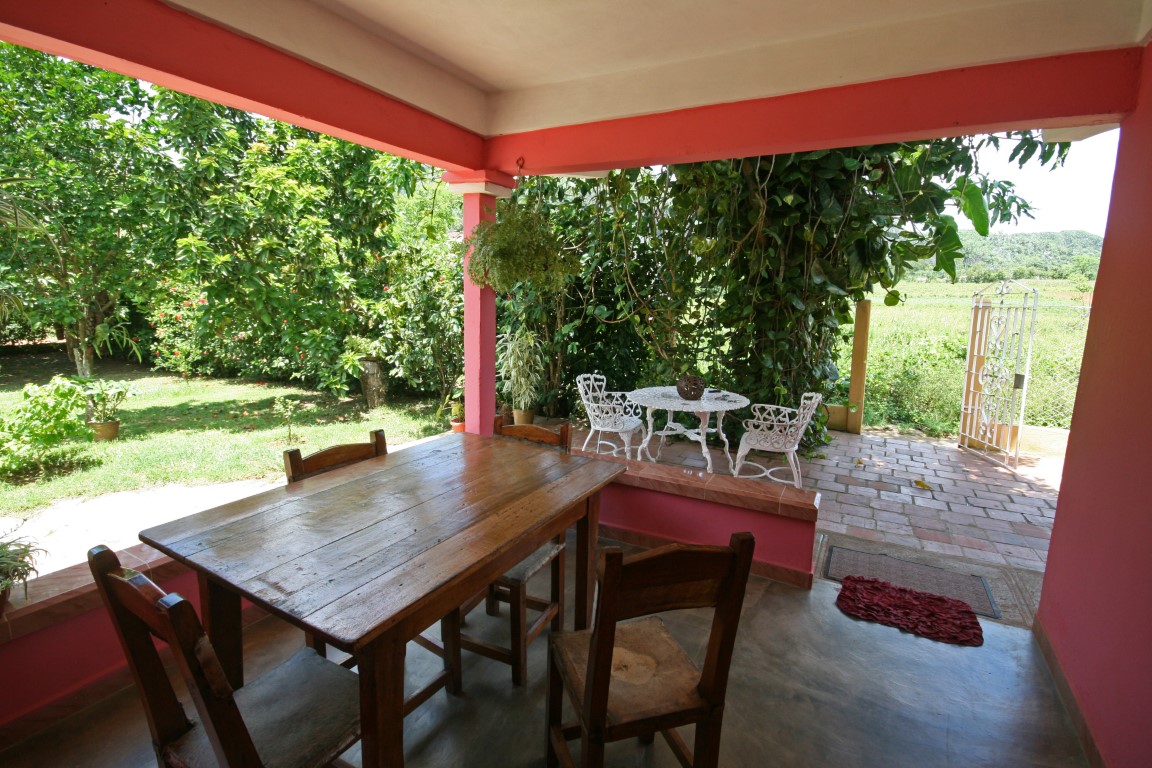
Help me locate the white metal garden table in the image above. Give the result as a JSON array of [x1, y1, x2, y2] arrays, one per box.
[[626, 386, 750, 473]]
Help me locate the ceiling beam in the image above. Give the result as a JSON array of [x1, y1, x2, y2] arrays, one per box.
[[487, 48, 1142, 175], [0, 0, 484, 171]]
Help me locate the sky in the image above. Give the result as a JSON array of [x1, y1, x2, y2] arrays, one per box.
[[961, 128, 1119, 237]]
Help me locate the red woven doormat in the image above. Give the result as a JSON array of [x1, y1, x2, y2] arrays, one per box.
[[836, 576, 983, 646]]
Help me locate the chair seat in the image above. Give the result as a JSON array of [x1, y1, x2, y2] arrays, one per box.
[[497, 541, 565, 585], [740, 431, 793, 453], [168, 649, 361, 768], [552, 616, 708, 730]]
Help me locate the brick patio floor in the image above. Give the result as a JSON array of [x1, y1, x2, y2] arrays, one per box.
[[570, 426, 1058, 574]]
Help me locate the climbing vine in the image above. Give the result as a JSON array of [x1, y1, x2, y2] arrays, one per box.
[[497, 134, 1065, 443]]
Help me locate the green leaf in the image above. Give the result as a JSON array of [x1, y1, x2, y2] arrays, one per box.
[[955, 178, 989, 236]]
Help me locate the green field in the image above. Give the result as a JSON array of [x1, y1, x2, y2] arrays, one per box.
[[0, 347, 443, 516], [849, 278, 1091, 434]]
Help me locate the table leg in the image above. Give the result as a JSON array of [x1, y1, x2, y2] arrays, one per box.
[[575, 494, 600, 630], [358, 635, 407, 768], [639, 408, 657, 461], [717, 411, 736, 473], [198, 572, 242, 689], [694, 410, 714, 473], [442, 608, 462, 694]]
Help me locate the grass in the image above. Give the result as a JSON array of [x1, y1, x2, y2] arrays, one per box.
[[0, 345, 444, 517], [849, 278, 1091, 434]]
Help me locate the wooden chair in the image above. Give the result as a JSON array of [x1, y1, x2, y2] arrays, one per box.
[[284, 430, 463, 697], [546, 532, 755, 768], [456, 417, 570, 686], [88, 545, 360, 768], [283, 428, 387, 483], [285, 429, 389, 658]]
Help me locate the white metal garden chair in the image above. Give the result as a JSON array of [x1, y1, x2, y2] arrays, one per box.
[[576, 373, 645, 459], [732, 392, 822, 487]]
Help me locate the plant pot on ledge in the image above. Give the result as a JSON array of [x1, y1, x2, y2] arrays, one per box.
[[90, 420, 121, 442], [512, 409, 536, 425]]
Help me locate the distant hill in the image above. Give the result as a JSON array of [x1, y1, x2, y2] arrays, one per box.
[[911, 230, 1102, 282]]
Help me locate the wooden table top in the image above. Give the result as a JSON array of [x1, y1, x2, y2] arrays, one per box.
[[140, 433, 625, 650]]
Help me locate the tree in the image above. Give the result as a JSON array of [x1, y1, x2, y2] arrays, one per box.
[[154, 100, 440, 394], [499, 134, 1066, 441], [0, 44, 167, 376]]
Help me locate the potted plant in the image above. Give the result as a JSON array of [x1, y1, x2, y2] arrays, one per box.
[[80, 378, 134, 441], [0, 531, 44, 615], [498, 327, 546, 424], [449, 400, 466, 432], [464, 199, 579, 294]]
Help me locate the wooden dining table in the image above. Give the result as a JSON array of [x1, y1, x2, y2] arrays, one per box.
[[139, 431, 625, 768]]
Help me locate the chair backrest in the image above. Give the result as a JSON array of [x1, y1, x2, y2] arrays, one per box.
[[494, 416, 572, 452], [747, 392, 822, 451], [576, 373, 607, 407], [283, 429, 387, 483], [587, 532, 755, 714], [88, 545, 262, 765], [576, 373, 636, 430]]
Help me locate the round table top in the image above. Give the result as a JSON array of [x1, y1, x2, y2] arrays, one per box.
[[627, 386, 750, 412]]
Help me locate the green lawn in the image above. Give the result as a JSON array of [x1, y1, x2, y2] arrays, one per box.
[[851, 278, 1091, 433], [0, 346, 444, 517]]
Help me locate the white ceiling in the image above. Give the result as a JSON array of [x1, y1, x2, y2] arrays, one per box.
[[167, 0, 1152, 137]]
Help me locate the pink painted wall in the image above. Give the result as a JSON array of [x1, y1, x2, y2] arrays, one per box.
[[600, 485, 815, 579], [1034, 44, 1152, 768], [0, 570, 199, 728]]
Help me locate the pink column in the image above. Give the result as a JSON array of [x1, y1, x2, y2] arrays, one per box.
[[443, 170, 516, 435], [1034, 43, 1152, 768]]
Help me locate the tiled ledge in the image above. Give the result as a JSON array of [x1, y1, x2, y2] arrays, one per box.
[[571, 449, 821, 521], [0, 542, 182, 646]]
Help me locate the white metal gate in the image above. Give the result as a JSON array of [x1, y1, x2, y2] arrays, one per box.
[[959, 280, 1038, 470]]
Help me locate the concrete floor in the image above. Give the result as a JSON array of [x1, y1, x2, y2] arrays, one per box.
[[1, 537, 1086, 768]]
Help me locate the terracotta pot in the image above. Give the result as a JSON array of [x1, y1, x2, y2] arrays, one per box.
[[450, 419, 466, 433], [0, 586, 9, 617], [90, 420, 121, 441], [512, 409, 535, 425]]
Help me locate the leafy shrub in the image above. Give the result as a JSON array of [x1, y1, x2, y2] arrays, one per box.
[[0, 375, 90, 477]]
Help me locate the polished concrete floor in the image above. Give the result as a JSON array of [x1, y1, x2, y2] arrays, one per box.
[[1, 535, 1086, 768]]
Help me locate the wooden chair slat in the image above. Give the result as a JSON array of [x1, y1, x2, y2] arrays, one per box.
[[284, 429, 387, 483]]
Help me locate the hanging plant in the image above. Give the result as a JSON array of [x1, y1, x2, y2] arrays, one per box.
[[465, 198, 579, 294]]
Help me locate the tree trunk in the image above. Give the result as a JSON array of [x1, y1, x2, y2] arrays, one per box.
[[64, 324, 96, 378], [359, 358, 387, 409]]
